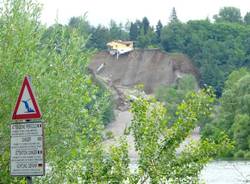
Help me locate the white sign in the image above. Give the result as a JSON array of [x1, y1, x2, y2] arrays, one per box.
[[11, 122, 45, 176]]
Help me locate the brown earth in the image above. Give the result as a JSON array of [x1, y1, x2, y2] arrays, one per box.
[[88, 49, 199, 94]]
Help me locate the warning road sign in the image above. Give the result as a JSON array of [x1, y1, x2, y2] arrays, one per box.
[[12, 76, 42, 120]]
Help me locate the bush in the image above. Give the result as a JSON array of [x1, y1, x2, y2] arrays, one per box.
[[234, 150, 245, 159], [244, 151, 250, 159]]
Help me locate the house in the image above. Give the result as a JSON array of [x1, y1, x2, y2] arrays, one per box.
[[106, 40, 133, 58]]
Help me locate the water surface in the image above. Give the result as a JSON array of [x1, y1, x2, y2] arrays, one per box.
[[200, 161, 250, 184]]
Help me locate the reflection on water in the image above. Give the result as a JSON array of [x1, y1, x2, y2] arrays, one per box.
[[200, 161, 250, 184]]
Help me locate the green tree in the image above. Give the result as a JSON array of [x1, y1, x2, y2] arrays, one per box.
[[137, 26, 157, 48], [244, 12, 250, 25], [129, 22, 138, 41], [213, 7, 242, 23], [142, 17, 150, 34], [233, 114, 250, 151], [134, 17, 158, 48], [108, 20, 129, 41], [109, 20, 121, 40], [161, 22, 186, 52], [155, 20, 163, 43], [202, 69, 250, 158], [129, 20, 141, 41], [86, 25, 110, 49], [169, 7, 179, 23], [68, 15, 92, 35], [156, 74, 198, 119]]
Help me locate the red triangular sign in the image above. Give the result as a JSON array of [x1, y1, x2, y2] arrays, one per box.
[[12, 76, 42, 120]]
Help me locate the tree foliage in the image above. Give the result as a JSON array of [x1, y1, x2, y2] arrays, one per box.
[[169, 7, 179, 23], [155, 20, 163, 43], [202, 68, 250, 158], [213, 7, 242, 23], [156, 74, 198, 121], [244, 12, 250, 25], [161, 19, 250, 96]]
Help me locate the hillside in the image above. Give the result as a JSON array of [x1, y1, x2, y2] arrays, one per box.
[[89, 49, 199, 94]]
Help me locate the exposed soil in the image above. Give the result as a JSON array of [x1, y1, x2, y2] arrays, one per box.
[[89, 49, 199, 94]]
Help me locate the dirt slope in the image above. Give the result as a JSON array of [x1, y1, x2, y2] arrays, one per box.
[[89, 49, 199, 94]]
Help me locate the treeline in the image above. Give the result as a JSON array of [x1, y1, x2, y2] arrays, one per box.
[[63, 7, 250, 96]]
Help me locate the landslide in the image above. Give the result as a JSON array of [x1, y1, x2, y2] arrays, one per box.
[[89, 49, 199, 94]]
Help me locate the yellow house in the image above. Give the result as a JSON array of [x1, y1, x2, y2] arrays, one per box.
[[107, 40, 133, 56]]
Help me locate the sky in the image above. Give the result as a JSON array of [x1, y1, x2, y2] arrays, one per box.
[[39, 0, 250, 27]]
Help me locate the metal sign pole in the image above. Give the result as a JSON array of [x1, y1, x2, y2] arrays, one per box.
[[26, 176, 32, 184], [25, 120, 32, 184]]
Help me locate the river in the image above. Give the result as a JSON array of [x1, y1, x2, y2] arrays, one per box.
[[129, 161, 250, 183], [200, 161, 250, 184]]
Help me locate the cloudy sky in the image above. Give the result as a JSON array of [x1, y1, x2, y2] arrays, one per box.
[[39, 0, 250, 26]]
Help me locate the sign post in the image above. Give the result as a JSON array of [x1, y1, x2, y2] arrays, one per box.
[[11, 76, 44, 183]]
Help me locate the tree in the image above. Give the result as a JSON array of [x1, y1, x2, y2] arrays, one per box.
[[155, 20, 163, 43], [137, 26, 156, 48], [202, 69, 250, 158], [233, 114, 250, 151], [213, 7, 242, 23], [86, 25, 110, 49], [109, 20, 121, 40], [161, 22, 186, 52], [169, 7, 179, 23], [142, 17, 150, 34], [68, 15, 92, 35], [131, 18, 157, 48], [129, 21, 140, 41], [244, 12, 250, 25], [129, 22, 137, 40], [156, 74, 198, 121], [108, 20, 129, 41]]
